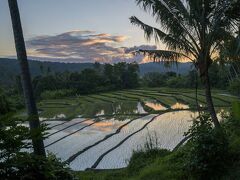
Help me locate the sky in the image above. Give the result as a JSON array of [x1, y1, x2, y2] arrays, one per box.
[[0, 0, 163, 63]]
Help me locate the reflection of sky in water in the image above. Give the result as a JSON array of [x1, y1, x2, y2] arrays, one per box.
[[136, 102, 147, 114], [145, 101, 167, 111], [70, 114, 156, 170], [81, 101, 147, 117], [171, 102, 189, 109], [95, 110, 105, 116], [44, 109, 228, 170], [45, 118, 128, 161], [91, 121, 123, 132], [97, 111, 197, 169], [40, 114, 66, 121]]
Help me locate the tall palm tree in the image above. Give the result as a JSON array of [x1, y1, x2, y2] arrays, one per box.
[[8, 0, 46, 156], [130, 0, 240, 128]]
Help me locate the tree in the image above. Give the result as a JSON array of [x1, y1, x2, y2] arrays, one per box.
[[143, 72, 167, 87], [39, 64, 44, 74], [219, 30, 240, 80], [8, 0, 46, 156], [0, 89, 11, 115], [130, 0, 240, 128]]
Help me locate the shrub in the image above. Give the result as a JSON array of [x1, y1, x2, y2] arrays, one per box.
[[166, 76, 187, 88], [184, 114, 229, 179], [14, 153, 73, 180], [127, 149, 170, 176], [0, 115, 73, 180], [229, 78, 240, 96], [127, 132, 170, 175], [0, 90, 11, 115], [142, 72, 167, 87], [232, 101, 240, 120]]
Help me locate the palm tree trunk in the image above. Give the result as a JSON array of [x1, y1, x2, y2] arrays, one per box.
[[8, 0, 46, 156], [195, 69, 201, 116], [204, 70, 221, 128]]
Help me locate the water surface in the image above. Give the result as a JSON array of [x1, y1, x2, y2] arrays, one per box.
[[145, 101, 167, 111]]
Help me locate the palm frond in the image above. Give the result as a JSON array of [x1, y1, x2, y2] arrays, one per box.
[[136, 49, 192, 64], [134, 0, 201, 52], [226, 0, 240, 22], [132, 0, 238, 68], [130, 16, 197, 59]]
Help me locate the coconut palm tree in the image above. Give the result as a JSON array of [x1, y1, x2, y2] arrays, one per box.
[[8, 0, 46, 156], [130, 0, 240, 128]]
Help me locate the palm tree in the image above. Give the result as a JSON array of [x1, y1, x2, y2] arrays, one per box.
[[130, 0, 240, 128], [8, 0, 46, 156]]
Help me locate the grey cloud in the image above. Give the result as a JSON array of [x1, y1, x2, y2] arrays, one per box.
[[26, 30, 156, 63]]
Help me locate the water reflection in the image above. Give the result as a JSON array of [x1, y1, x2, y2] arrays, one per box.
[[40, 114, 66, 121], [96, 110, 105, 116], [136, 102, 147, 114], [80, 101, 147, 117], [171, 102, 189, 109], [92, 111, 197, 170], [145, 101, 167, 111]]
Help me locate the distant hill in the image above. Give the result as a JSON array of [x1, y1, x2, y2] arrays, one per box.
[[0, 58, 193, 86], [139, 62, 192, 75], [0, 58, 93, 86]]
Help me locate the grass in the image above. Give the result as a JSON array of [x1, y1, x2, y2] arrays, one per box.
[[74, 149, 184, 180]]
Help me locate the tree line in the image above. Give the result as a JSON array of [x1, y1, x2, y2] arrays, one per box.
[[20, 60, 238, 100], [28, 62, 140, 99]]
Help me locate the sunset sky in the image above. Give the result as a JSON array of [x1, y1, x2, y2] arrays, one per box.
[[0, 0, 163, 63]]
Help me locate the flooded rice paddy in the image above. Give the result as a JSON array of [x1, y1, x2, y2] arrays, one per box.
[[37, 89, 236, 170]]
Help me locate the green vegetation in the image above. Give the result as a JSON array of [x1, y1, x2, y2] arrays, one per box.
[[143, 62, 230, 90], [229, 78, 240, 96], [32, 62, 140, 99], [0, 93, 73, 179], [0, 89, 11, 115], [29, 60, 238, 101]]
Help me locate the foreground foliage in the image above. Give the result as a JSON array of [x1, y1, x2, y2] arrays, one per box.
[[184, 114, 229, 179], [0, 96, 73, 180], [0, 115, 73, 179]]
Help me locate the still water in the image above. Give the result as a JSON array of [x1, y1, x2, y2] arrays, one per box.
[[44, 110, 197, 170]]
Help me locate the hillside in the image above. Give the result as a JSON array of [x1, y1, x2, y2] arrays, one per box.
[[0, 58, 192, 86]]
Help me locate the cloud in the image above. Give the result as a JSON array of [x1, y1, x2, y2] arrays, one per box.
[[26, 30, 156, 63]]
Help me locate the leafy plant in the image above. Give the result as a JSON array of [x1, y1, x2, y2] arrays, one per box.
[[0, 89, 11, 115], [0, 115, 73, 179], [232, 101, 240, 120], [184, 114, 229, 179], [229, 78, 240, 96], [127, 131, 170, 175]]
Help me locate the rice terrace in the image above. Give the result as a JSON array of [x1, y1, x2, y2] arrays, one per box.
[[1, 0, 240, 179], [27, 88, 236, 170]]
